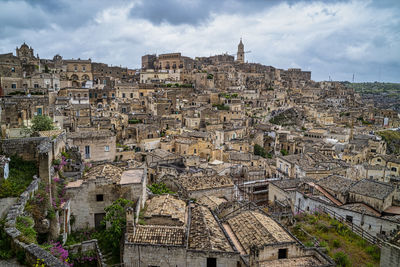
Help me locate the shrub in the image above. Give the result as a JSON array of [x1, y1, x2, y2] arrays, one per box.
[[148, 183, 174, 195], [254, 144, 266, 158], [332, 239, 341, 248], [31, 115, 55, 132], [333, 252, 350, 267], [304, 241, 314, 247], [280, 149, 289, 156], [16, 216, 37, 244]]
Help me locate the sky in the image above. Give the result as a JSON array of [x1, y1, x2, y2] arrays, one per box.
[[0, 0, 399, 82]]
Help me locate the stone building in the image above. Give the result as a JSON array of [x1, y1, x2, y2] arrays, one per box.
[[64, 59, 92, 87], [66, 163, 147, 230], [66, 130, 116, 162], [123, 194, 241, 266]]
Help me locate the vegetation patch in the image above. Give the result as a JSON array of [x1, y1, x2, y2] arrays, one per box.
[[16, 216, 37, 244], [212, 104, 229, 110], [148, 183, 175, 194], [377, 130, 400, 154], [0, 155, 38, 198], [289, 213, 380, 266], [254, 144, 267, 158]]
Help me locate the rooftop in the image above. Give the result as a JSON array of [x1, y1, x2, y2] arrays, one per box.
[[349, 179, 394, 200], [144, 194, 187, 226], [197, 196, 227, 210], [188, 205, 233, 252], [178, 174, 233, 192], [119, 169, 144, 185], [128, 225, 185, 246], [317, 175, 356, 195], [225, 210, 294, 254]]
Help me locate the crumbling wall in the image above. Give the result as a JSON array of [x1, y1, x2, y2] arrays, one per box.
[[4, 176, 68, 266]]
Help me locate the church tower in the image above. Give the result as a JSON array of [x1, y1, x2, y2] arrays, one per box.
[[236, 38, 244, 63]]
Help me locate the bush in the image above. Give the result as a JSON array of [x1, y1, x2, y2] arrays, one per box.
[[332, 239, 341, 248], [31, 115, 55, 132], [280, 149, 289, 156], [16, 216, 37, 244], [148, 183, 174, 194], [254, 144, 266, 158], [207, 74, 213, 79], [333, 252, 350, 267]]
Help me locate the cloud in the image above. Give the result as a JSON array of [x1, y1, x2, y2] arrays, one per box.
[[0, 0, 399, 82]]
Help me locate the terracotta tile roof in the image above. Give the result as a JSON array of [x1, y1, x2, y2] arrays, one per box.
[[83, 164, 124, 183], [227, 211, 294, 254], [127, 225, 185, 246], [189, 205, 233, 252], [144, 195, 187, 226], [178, 174, 233, 191], [197, 196, 227, 210], [349, 179, 394, 200]]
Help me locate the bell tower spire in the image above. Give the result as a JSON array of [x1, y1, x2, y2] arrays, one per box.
[[236, 38, 244, 63]]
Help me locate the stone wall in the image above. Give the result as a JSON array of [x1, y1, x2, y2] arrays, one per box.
[[0, 137, 47, 161], [3, 176, 69, 266], [380, 242, 400, 267]]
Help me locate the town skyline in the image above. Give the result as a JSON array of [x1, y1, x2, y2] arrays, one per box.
[[0, 0, 399, 82]]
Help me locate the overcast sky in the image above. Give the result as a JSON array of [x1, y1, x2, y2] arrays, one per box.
[[0, 0, 399, 82]]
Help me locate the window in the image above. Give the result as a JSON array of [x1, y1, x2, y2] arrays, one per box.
[[74, 65, 78, 71], [11, 67, 15, 72], [82, 66, 86, 72], [207, 258, 216, 267], [85, 145, 90, 159], [96, 194, 104, 201], [34, 83, 39, 88], [278, 248, 288, 259], [140, 92, 144, 96], [76, 111, 80, 117], [11, 83, 16, 89], [105, 146, 110, 152], [130, 93, 133, 98], [122, 93, 126, 98], [37, 108, 43, 116], [122, 107, 126, 113], [194, 149, 197, 154], [391, 167, 397, 172], [346, 215, 353, 223]]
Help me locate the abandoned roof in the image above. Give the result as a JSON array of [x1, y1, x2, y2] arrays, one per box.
[[271, 178, 302, 190], [177, 174, 233, 192], [128, 225, 186, 246], [317, 175, 356, 195], [349, 179, 394, 200], [144, 194, 187, 225], [83, 163, 123, 183], [226, 210, 294, 254], [197, 196, 227, 210], [189, 205, 233, 252]]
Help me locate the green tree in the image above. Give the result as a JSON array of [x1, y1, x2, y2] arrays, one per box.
[[98, 198, 134, 261], [280, 149, 289, 156], [31, 115, 55, 132], [147, 183, 174, 194], [254, 144, 266, 158]]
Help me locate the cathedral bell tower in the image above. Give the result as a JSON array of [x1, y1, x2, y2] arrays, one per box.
[[236, 38, 244, 63]]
